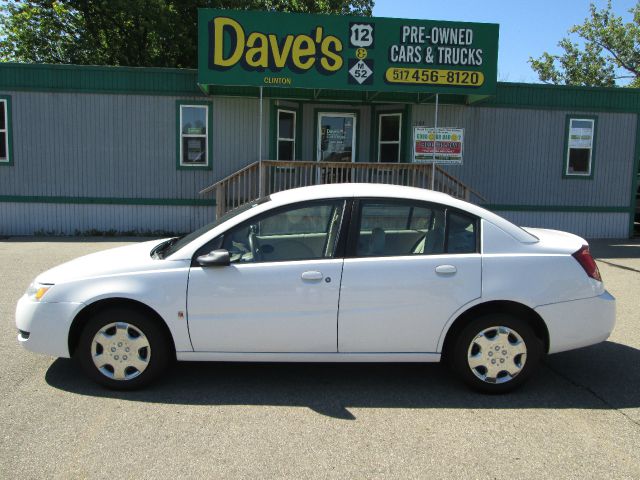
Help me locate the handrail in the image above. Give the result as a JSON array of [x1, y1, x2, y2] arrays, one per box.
[[262, 160, 432, 169], [202, 159, 486, 217], [199, 161, 261, 195], [434, 165, 487, 202]]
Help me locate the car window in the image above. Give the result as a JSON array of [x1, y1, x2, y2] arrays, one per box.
[[221, 201, 344, 263], [447, 211, 477, 253], [161, 196, 271, 258], [355, 201, 446, 257]]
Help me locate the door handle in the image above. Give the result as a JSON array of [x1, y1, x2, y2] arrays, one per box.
[[301, 271, 323, 281], [435, 264, 457, 275]]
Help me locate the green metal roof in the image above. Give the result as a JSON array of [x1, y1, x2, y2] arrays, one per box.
[[2, 62, 640, 112], [0, 62, 201, 97]]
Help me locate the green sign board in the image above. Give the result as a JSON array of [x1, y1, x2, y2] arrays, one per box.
[[197, 9, 499, 96]]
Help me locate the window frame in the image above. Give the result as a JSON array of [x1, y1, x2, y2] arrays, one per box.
[[196, 199, 350, 264], [269, 101, 302, 161], [176, 100, 213, 170], [0, 96, 13, 166], [345, 197, 480, 258], [276, 108, 297, 161], [563, 115, 597, 180], [377, 112, 402, 163]]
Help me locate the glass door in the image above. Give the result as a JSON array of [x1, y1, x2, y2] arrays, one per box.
[[317, 113, 357, 163]]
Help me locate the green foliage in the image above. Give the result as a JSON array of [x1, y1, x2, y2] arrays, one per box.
[[0, 0, 374, 68], [529, 1, 640, 87], [0, 1, 87, 64]]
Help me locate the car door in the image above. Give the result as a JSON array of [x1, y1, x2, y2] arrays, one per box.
[[338, 199, 481, 353], [187, 200, 346, 352]]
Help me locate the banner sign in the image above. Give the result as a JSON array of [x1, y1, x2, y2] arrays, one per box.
[[413, 127, 464, 164], [198, 9, 499, 95]]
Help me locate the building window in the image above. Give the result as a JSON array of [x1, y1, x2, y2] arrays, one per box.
[[277, 109, 296, 161], [0, 96, 12, 165], [565, 117, 596, 177], [177, 101, 212, 169], [377, 112, 402, 163]]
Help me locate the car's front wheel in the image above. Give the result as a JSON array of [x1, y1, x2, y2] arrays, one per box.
[[451, 314, 543, 393], [76, 307, 171, 390]]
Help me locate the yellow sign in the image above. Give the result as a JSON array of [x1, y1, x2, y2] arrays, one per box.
[[211, 17, 343, 74], [385, 67, 484, 87]]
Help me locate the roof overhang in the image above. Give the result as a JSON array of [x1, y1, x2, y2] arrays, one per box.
[[197, 83, 491, 105]]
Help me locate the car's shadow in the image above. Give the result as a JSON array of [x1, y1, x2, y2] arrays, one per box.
[[45, 341, 640, 419], [589, 238, 640, 260]]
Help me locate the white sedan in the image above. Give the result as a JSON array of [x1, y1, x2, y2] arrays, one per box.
[[16, 184, 615, 393]]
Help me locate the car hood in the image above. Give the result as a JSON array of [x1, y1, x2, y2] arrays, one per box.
[[35, 239, 170, 284]]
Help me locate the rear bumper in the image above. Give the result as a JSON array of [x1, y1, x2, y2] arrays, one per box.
[[536, 290, 616, 354], [15, 295, 84, 358]]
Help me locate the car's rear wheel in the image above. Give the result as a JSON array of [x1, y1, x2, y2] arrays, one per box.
[[76, 307, 171, 390], [451, 314, 542, 393]]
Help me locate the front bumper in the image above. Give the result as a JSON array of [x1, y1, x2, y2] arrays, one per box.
[[15, 294, 84, 358], [537, 290, 616, 354]]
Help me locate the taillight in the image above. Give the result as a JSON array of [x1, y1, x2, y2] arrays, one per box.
[[572, 245, 602, 282]]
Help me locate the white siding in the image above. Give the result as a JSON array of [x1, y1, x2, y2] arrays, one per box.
[[0, 203, 213, 236], [495, 211, 629, 239]]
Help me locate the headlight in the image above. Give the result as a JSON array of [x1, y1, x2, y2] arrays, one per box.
[[26, 282, 53, 301]]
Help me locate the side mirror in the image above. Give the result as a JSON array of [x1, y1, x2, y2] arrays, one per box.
[[196, 249, 230, 267]]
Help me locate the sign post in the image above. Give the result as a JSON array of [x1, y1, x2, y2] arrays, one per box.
[[258, 85, 263, 197], [432, 94, 438, 189]]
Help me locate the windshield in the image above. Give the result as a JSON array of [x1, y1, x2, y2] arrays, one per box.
[[157, 196, 271, 259]]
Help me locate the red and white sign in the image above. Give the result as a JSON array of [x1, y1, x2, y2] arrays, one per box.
[[413, 127, 464, 164]]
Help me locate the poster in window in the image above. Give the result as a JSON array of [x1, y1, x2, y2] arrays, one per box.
[[183, 137, 206, 164], [319, 116, 353, 162]]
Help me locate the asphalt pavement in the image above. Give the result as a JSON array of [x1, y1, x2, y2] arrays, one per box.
[[1, 237, 639, 479]]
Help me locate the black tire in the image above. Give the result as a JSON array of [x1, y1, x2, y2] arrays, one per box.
[[451, 314, 543, 394], [76, 307, 171, 390]]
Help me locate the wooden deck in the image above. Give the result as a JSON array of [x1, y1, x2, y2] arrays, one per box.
[[200, 160, 486, 218]]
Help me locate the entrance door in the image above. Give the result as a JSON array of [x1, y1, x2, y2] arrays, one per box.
[[317, 112, 356, 184], [317, 113, 356, 163]]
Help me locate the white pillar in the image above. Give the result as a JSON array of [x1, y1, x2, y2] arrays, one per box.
[[258, 86, 264, 197], [432, 93, 439, 190]]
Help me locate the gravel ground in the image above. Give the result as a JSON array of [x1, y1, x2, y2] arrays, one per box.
[[1, 237, 639, 479]]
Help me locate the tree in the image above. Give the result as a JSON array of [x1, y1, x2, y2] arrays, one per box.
[[529, 1, 640, 87], [0, 0, 374, 68]]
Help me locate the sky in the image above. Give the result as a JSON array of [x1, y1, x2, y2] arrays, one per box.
[[373, 0, 638, 83]]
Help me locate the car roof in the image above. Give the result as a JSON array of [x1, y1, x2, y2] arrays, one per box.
[[271, 183, 453, 203], [269, 183, 538, 244]]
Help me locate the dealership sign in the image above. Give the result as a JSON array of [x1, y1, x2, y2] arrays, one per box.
[[198, 9, 499, 95], [413, 127, 464, 164]]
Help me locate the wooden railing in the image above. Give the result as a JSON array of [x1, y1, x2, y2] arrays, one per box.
[[200, 160, 486, 218]]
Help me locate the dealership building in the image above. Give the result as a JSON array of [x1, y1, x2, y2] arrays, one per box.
[[0, 9, 638, 238]]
